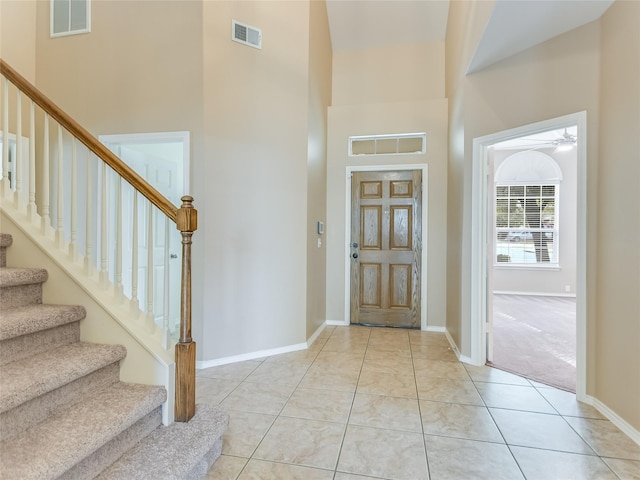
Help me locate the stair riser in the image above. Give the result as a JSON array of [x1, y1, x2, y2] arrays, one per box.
[[0, 363, 121, 442], [187, 438, 223, 480], [0, 234, 10, 268], [59, 407, 163, 480], [0, 322, 81, 366], [0, 283, 43, 309]]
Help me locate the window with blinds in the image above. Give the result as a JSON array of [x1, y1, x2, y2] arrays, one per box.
[[51, 0, 91, 38], [349, 133, 426, 156], [495, 184, 559, 265]]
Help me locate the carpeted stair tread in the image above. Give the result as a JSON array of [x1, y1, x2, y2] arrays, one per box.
[[0, 382, 167, 480], [0, 304, 86, 341], [98, 404, 229, 480], [0, 267, 48, 286], [0, 342, 126, 413]]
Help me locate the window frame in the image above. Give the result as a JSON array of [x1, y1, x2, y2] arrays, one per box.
[[348, 133, 426, 157], [494, 182, 560, 268], [50, 0, 91, 38]]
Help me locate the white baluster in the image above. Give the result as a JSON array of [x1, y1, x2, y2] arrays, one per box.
[[69, 140, 77, 260], [130, 191, 139, 314], [84, 154, 93, 276], [145, 202, 155, 332], [2, 78, 9, 194], [162, 216, 170, 349], [14, 90, 22, 207], [28, 100, 36, 221], [99, 162, 108, 287], [55, 124, 64, 248], [41, 114, 50, 234], [115, 176, 123, 299]]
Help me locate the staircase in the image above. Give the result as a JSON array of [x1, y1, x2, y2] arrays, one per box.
[[0, 233, 228, 479]]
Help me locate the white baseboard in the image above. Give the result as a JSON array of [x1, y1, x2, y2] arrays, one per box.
[[326, 319, 349, 326], [424, 326, 446, 333], [196, 321, 330, 370], [583, 394, 640, 447], [493, 290, 577, 298], [307, 322, 327, 348], [441, 328, 476, 365], [196, 342, 307, 370]]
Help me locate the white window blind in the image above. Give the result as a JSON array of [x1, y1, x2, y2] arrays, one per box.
[[495, 184, 559, 266]]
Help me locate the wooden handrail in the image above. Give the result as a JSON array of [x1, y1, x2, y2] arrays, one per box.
[[0, 59, 177, 222]]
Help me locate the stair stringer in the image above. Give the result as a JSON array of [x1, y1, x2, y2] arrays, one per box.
[[1, 208, 176, 425]]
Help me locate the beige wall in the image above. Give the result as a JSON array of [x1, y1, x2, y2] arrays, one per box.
[[446, 0, 639, 431], [29, 0, 330, 362], [0, 0, 36, 83], [326, 99, 448, 327], [596, 0, 640, 430], [444, 0, 496, 348], [306, 0, 332, 338], [332, 41, 444, 106], [200, 0, 312, 359], [446, 6, 600, 357], [35, 1, 204, 137], [328, 37, 448, 328]]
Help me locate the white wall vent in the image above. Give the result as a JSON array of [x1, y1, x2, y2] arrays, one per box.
[[232, 20, 262, 49]]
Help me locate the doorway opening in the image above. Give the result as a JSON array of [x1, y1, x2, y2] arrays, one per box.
[[99, 131, 190, 338], [471, 112, 587, 400], [488, 129, 578, 391]]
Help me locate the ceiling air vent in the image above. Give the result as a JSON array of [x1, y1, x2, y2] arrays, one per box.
[[232, 20, 262, 49]]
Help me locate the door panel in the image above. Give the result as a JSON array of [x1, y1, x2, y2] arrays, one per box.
[[350, 170, 422, 328]]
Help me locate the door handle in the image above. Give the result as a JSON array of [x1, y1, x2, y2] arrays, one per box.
[[170, 253, 178, 259], [352, 253, 358, 259]]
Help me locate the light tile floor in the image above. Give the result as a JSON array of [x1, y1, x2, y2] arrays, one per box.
[[202, 326, 640, 480]]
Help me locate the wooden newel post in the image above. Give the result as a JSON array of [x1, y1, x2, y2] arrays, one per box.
[[175, 195, 197, 422]]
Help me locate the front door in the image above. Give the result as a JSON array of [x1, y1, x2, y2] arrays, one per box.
[[350, 170, 422, 328]]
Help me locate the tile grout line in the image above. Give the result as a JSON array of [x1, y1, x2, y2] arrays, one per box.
[[410, 333, 433, 480], [331, 326, 371, 478]]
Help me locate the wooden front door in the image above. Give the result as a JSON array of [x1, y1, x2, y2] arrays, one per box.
[[350, 170, 422, 328]]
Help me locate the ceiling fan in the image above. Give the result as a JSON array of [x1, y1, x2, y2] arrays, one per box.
[[493, 127, 578, 151]]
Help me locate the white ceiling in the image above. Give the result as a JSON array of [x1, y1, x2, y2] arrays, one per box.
[[326, 0, 614, 73], [467, 0, 615, 73]]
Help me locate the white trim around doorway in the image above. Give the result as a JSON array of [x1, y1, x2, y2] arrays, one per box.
[[98, 131, 191, 196], [470, 112, 587, 401], [341, 164, 429, 330]]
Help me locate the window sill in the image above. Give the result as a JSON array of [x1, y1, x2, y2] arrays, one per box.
[[493, 264, 561, 271]]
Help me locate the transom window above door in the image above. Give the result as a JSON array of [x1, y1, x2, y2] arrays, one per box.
[[349, 133, 426, 156]]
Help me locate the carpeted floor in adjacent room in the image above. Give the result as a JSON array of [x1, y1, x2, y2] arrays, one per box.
[[490, 294, 576, 392]]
